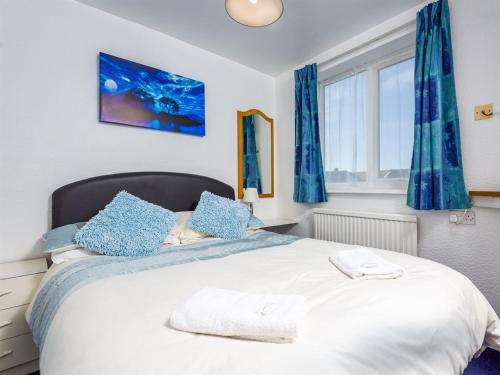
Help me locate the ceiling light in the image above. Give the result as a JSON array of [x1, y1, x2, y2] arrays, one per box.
[[225, 0, 284, 27]]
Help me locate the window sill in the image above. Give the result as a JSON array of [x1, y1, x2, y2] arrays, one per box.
[[326, 188, 407, 195]]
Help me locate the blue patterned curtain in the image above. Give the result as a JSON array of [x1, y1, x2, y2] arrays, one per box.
[[294, 64, 328, 203], [407, 0, 469, 210], [243, 115, 262, 194]]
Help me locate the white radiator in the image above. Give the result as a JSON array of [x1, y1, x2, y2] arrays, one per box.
[[313, 208, 418, 256]]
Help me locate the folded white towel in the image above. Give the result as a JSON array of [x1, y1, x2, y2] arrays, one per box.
[[170, 288, 306, 342], [329, 248, 404, 279]]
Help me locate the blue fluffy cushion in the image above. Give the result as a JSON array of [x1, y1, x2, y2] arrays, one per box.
[[74, 191, 176, 257], [42, 222, 86, 253], [189, 191, 251, 239], [247, 215, 265, 229]]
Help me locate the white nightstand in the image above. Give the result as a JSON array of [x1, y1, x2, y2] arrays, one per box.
[[261, 218, 298, 233], [0, 259, 47, 375]]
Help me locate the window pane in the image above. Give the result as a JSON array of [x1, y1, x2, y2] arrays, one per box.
[[324, 71, 367, 183], [378, 58, 415, 179]]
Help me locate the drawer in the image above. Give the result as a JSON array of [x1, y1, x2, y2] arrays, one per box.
[[0, 306, 29, 341], [0, 274, 44, 310], [0, 359, 38, 375], [0, 334, 38, 372], [0, 259, 47, 281]]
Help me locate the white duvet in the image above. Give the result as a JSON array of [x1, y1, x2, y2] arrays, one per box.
[[28, 237, 500, 375]]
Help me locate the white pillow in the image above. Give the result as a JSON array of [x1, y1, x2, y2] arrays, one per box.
[[51, 248, 100, 264], [170, 211, 208, 242]]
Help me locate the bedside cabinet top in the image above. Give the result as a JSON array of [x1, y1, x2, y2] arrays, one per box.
[[0, 259, 47, 280], [261, 218, 298, 228]]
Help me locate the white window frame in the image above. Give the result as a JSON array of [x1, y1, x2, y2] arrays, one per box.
[[319, 47, 415, 195]]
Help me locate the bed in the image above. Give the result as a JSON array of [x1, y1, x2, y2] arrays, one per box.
[[27, 172, 500, 375]]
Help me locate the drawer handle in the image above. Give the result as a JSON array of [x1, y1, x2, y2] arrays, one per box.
[[0, 350, 13, 359], [0, 321, 12, 329], [0, 290, 12, 298]]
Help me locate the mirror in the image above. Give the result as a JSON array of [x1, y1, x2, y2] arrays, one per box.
[[237, 109, 274, 199]]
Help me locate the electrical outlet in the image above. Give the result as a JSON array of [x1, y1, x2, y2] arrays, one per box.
[[449, 211, 475, 225], [462, 211, 476, 225]]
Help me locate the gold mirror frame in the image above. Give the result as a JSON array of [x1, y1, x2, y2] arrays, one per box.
[[237, 109, 275, 199]]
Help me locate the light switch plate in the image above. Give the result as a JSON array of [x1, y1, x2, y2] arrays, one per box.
[[474, 103, 493, 120]]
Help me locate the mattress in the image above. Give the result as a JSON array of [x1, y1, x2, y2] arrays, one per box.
[[27, 234, 500, 375]]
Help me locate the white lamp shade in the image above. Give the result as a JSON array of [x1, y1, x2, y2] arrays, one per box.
[[225, 0, 283, 27], [242, 188, 259, 203]]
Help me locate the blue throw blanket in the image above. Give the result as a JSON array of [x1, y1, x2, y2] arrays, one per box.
[[29, 231, 300, 350]]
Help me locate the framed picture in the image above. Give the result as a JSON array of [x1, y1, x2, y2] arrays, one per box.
[[99, 52, 205, 136]]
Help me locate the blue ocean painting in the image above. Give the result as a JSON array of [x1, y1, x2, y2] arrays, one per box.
[[99, 53, 205, 136]]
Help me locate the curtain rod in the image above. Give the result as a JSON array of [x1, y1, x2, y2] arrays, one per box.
[[317, 19, 416, 69]]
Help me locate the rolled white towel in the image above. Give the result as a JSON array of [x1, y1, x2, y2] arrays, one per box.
[[170, 288, 306, 342], [329, 248, 404, 280]]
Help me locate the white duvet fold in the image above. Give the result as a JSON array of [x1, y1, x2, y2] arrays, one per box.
[[169, 288, 306, 342], [329, 247, 404, 279]]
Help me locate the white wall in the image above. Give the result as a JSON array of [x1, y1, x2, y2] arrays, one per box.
[[0, 0, 276, 262], [276, 0, 500, 312]]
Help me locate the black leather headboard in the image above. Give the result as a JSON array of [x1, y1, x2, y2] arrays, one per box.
[[51, 172, 234, 228]]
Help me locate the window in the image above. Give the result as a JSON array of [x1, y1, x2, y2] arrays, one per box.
[[321, 52, 415, 192], [324, 71, 367, 184], [378, 58, 414, 180]]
